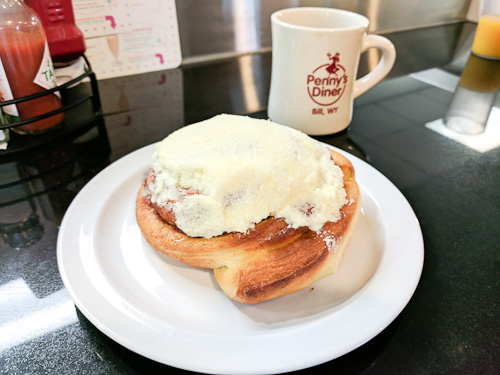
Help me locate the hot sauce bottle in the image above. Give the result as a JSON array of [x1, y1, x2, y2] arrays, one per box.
[[0, 0, 64, 134]]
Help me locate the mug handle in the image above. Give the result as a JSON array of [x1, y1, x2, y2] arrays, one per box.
[[352, 34, 396, 99]]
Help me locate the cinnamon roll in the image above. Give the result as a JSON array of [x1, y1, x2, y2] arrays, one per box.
[[136, 114, 361, 304]]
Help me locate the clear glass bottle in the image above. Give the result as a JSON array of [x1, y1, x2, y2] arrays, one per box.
[[0, 0, 64, 134]]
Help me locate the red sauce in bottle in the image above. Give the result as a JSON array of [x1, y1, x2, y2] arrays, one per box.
[[0, 1, 64, 134]]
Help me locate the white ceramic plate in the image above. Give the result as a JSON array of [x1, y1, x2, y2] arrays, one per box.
[[57, 143, 424, 374]]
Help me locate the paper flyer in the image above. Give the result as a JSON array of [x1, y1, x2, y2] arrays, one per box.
[[73, 0, 133, 37], [75, 0, 181, 79]]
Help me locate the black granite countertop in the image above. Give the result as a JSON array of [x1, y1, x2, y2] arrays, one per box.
[[1, 22, 498, 374]]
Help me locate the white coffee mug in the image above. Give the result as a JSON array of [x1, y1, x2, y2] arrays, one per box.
[[268, 7, 396, 135]]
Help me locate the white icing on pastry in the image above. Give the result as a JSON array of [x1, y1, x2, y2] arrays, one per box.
[[150, 114, 347, 238]]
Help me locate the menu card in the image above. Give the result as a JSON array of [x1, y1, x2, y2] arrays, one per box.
[[74, 0, 181, 79]]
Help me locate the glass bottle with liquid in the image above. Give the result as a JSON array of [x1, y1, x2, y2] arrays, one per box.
[[0, 0, 64, 134], [444, 10, 500, 135]]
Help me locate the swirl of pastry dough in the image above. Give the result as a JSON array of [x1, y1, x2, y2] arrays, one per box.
[[136, 146, 360, 304]]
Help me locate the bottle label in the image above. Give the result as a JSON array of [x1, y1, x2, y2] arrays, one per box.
[[33, 41, 60, 97], [0, 57, 21, 125]]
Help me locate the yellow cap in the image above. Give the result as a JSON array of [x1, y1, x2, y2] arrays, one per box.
[[471, 15, 500, 59]]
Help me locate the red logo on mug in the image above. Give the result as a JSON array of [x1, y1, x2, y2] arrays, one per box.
[[307, 53, 348, 106]]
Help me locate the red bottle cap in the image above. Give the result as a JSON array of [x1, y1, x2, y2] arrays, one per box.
[[25, 0, 86, 65]]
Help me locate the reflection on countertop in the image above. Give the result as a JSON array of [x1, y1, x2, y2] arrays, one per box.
[[90, 21, 474, 166]]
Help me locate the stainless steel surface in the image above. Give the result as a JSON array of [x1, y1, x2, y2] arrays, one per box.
[[176, 0, 472, 63]]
